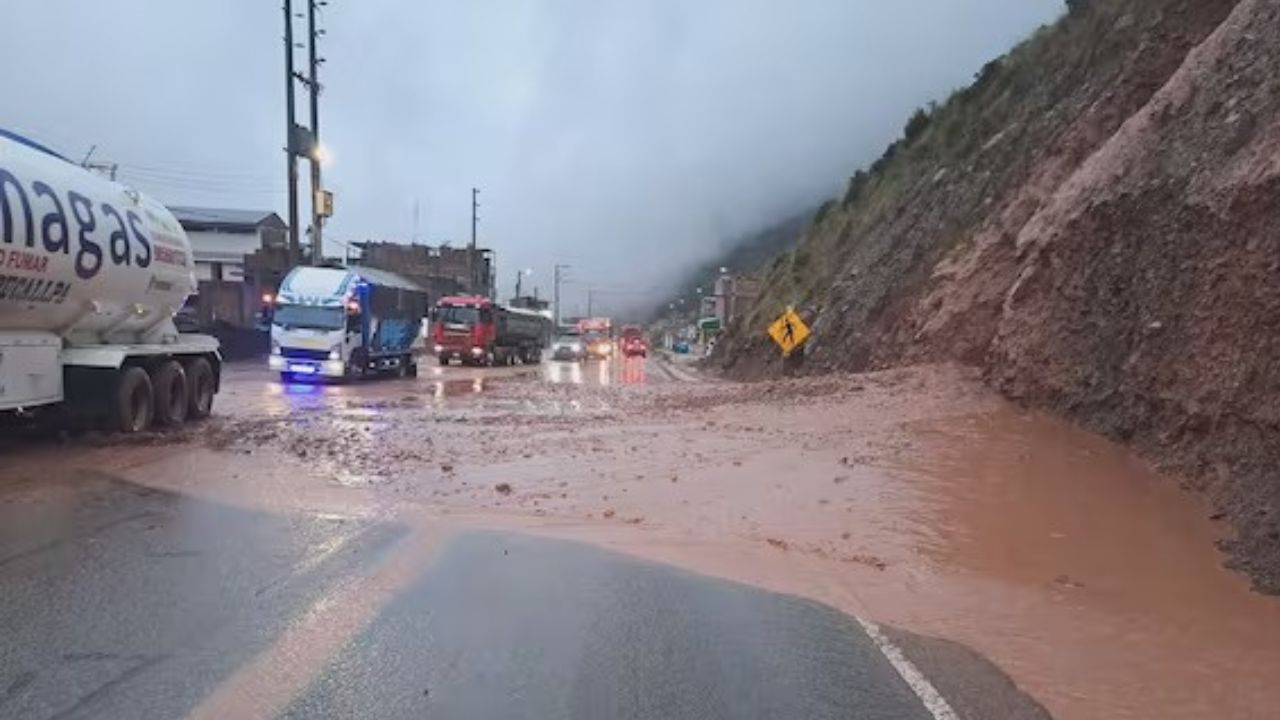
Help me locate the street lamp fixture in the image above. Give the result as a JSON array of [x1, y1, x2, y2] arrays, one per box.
[[311, 143, 331, 165]]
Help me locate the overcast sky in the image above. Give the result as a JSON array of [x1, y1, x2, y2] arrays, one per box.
[[2, 0, 1060, 315]]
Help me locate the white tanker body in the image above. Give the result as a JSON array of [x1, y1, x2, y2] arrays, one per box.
[[0, 129, 221, 432]]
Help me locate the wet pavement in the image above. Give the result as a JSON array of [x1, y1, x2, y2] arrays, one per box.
[[2, 357, 1278, 719]]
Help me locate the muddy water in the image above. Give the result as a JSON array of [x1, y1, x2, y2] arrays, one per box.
[[4, 362, 1277, 720], [874, 408, 1280, 719], [508, 369, 1280, 720]]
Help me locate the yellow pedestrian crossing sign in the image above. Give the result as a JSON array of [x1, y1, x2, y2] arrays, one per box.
[[767, 307, 810, 356]]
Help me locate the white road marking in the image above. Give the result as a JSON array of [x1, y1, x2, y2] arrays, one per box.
[[856, 617, 962, 720]]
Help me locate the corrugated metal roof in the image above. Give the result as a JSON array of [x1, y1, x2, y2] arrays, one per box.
[[346, 265, 427, 293], [170, 206, 287, 231]]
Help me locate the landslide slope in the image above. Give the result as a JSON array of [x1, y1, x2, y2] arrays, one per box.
[[718, 0, 1280, 591]]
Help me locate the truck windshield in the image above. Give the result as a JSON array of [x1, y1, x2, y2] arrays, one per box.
[[273, 304, 344, 330], [438, 306, 480, 325]]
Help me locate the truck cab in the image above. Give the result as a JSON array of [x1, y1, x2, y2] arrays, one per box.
[[432, 296, 497, 365]]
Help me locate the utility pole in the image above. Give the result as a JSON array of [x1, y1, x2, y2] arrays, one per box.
[[468, 187, 479, 294], [553, 264, 570, 329], [283, 0, 300, 264], [306, 0, 325, 266], [514, 268, 531, 302], [586, 288, 594, 317]]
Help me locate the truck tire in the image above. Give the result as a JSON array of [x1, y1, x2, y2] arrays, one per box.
[[185, 358, 216, 420], [406, 355, 418, 377], [151, 360, 189, 427], [113, 366, 154, 433]]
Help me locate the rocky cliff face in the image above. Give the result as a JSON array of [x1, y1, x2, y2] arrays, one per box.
[[719, 0, 1280, 590]]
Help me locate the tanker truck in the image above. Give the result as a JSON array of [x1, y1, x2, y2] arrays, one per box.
[[0, 129, 221, 432]]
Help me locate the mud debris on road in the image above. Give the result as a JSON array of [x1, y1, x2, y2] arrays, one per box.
[[3, 359, 1279, 720]]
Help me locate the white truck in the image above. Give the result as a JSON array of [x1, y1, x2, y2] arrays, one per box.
[[0, 129, 221, 432], [268, 265, 427, 380]]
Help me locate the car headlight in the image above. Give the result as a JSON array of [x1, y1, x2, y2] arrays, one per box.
[[328, 346, 342, 361]]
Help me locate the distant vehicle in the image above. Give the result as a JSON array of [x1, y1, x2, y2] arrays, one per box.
[[673, 340, 691, 354], [432, 296, 551, 366], [550, 333, 586, 361], [583, 332, 613, 359], [577, 317, 613, 336], [620, 325, 647, 358], [269, 265, 427, 381], [0, 129, 221, 433]]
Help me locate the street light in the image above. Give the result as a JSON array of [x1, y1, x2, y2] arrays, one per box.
[[311, 143, 332, 165]]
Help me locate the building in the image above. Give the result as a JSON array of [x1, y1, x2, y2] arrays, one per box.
[[510, 295, 550, 312], [171, 206, 291, 335], [170, 207, 288, 282], [352, 241, 495, 303], [711, 273, 760, 327]]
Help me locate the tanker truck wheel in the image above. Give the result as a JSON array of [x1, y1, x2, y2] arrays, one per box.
[[184, 358, 216, 420], [112, 366, 154, 434], [151, 360, 189, 428]]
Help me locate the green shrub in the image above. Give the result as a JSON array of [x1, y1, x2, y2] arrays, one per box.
[[903, 106, 932, 145]]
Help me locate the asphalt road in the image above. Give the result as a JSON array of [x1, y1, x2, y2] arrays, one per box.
[[0, 471, 928, 719], [0, 357, 1052, 720], [280, 531, 933, 720]]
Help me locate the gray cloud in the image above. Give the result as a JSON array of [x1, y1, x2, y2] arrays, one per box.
[[1, 0, 1061, 314]]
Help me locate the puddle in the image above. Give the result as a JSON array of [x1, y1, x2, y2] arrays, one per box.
[[874, 406, 1280, 720]]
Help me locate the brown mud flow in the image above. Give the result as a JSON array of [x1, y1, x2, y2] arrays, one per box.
[[3, 362, 1278, 720], [712, 0, 1280, 598]]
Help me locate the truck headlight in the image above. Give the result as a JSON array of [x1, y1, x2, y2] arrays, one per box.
[[433, 344, 444, 353], [271, 340, 282, 356], [328, 346, 341, 361], [470, 346, 484, 356]]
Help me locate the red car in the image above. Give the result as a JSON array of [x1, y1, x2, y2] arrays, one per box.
[[620, 326, 648, 357]]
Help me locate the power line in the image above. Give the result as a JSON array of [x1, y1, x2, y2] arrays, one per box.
[[114, 163, 279, 181]]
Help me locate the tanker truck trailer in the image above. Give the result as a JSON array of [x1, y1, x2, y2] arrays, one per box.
[[0, 129, 220, 432]]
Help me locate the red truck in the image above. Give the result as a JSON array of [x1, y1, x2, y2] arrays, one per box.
[[431, 296, 550, 366]]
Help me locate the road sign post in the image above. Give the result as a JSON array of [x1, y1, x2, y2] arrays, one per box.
[[767, 307, 810, 357]]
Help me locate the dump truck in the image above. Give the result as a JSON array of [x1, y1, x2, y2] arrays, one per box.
[[431, 295, 550, 366], [0, 129, 221, 432]]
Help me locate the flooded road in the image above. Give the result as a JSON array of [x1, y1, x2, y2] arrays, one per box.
[[1, 357, 1277, 719]]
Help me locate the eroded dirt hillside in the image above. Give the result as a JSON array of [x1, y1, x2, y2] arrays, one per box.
[[717, 0, 1280, 590]]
